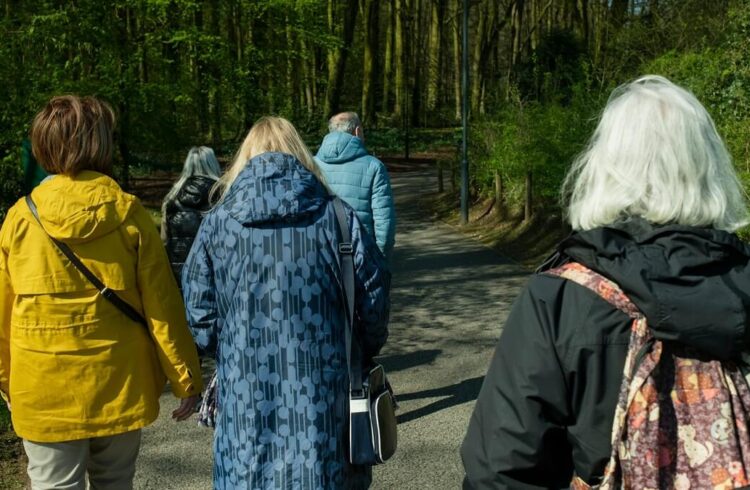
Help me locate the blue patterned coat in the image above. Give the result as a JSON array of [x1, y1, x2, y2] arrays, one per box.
[[182, 152, 390, 489]]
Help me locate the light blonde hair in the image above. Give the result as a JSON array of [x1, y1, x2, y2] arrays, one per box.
[[564, 75, 749, 232], [30, 95, 116, 176], [212, 116, 324, 203]]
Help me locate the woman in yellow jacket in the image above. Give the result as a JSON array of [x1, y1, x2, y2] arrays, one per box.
[[0, 95, 203, 488]]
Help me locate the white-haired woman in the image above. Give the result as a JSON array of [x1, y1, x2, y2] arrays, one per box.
[[461, 76, 750, 488], [182, 117, 390, 489], [161, 146, 222, 280]]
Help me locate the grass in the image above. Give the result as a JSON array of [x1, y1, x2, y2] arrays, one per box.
[[428, 190, 568, 269], [0, 401, 25, 489]]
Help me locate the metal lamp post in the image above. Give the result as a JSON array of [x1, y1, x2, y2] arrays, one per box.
[[460, 0, 469, 224]]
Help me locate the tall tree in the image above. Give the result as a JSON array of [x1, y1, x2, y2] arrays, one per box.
[[382, 0, 394, 114], [361, 0, 379, 124], [425, 0, 442, 113], [324, 0, 359, 117], [394, 0, 405, 117]]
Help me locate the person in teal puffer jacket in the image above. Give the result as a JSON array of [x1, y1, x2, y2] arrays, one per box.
[[315, 112, 396, 260]]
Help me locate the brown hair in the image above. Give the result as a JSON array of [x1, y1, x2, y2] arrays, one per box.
[[30, 95, 116, 176]]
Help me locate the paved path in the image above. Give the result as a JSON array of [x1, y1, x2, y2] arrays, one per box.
[[135, 166, 529, 489]]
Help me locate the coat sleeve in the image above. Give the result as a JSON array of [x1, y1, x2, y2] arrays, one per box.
[[370, 159, 396, 259], [461, 276, 574, 489], [181, 221, 220, 357], [132, 203, 203, 398], [349, 207, 391, 359], [0, 208, 16, 402]]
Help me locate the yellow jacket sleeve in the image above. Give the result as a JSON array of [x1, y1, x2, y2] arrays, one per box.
[[132, 203, 203, 398]]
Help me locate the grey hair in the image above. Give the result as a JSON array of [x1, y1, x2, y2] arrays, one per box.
[[164, 146, 222, 203], [328, 112, 361, 134], [563, 75, 749, 232]]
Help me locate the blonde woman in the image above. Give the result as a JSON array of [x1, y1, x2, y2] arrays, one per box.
[[0, 95, 202, 488], [182, 116, 391, 489]]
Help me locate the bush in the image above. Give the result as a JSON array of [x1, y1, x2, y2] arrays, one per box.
[[469, 85, 601, 213]]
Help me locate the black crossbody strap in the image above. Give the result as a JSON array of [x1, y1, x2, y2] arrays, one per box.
[[25, 195, 147, 327], [332, 197, 364, 396]]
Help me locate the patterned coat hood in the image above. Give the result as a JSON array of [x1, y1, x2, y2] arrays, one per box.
[[221, 152, 329, 226]]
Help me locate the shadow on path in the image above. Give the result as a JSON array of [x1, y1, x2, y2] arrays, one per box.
[[377, 349, 442, 373], [396, 376, 484, 425]]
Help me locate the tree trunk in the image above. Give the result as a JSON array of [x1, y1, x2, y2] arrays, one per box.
[[506, 0, 525, 98], [209, 0, 222, 147], [394, 0, 405, 117], [383, 0, 394, 114], [611, 0, 628, 26], [325, 0, 359, 117], [300, 37, 315, 117], [494, 169, 504, 219], [410, 0, 423, 127], [524, 170, 533, 222], [194, 5, 209, 138], [361, 0, 379, 124], [451, 0, 461, 121], [470, 2, 486, 113], [286, 17, 294, 105], [425, 0, 441, 113]]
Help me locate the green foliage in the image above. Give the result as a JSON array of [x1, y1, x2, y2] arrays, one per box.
[[514, 29, 586, 104], [645, 1, 750, 180], [0, 155, 23, 223], [470, 85, 600, 208]]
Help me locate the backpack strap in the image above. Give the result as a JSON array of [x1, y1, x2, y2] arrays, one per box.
[[546, 262, 642, 320], [545, 262, 656, 489], [25, 195, 148, 327]]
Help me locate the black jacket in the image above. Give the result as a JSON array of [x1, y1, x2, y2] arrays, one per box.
[[161, 175, 216, 280], [461, 218, 750, 489]]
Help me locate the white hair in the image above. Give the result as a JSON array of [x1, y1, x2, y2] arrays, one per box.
[[328, 112, 361, 134], [164, 146, 222, 203], [564, 75, 748, 232]]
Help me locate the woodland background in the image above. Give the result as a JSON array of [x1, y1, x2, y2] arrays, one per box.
[[0, 0, 748, 221]]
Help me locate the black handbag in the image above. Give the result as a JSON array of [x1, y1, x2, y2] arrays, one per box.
[[25, 195, 147, 326], [332, 197, 397, 466]]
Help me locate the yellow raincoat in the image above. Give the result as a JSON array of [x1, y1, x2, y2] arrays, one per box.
[[0, 171, 203, 442]]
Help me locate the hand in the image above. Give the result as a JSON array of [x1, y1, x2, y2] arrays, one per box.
[[172, 395, 200, 421]]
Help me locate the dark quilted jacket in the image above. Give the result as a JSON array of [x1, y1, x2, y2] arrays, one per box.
[[161, 175, 216, 280]]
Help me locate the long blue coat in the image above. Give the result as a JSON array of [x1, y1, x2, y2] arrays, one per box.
[[315, 132, 396, 259], [182, 152, 390, 489]]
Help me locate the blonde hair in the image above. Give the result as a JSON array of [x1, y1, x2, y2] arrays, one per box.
[[564, 75, 749, 232], [212, 116, 324, 203], [30, 95, 116, 176]]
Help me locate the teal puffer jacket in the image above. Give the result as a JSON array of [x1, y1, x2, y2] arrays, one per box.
[[315, 131, 396, 259]]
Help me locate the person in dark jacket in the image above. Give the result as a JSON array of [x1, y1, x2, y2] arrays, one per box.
[[182, 116, 390, 489], [161, 146, 221, 280], [461, 75, 750, 489]]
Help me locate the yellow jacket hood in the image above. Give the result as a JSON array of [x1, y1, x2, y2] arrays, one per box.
[[29, 171, 136, 244]]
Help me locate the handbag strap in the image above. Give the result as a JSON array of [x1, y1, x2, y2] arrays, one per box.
[[332, 197, 364, 397], [25, 195, 147, 327]]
